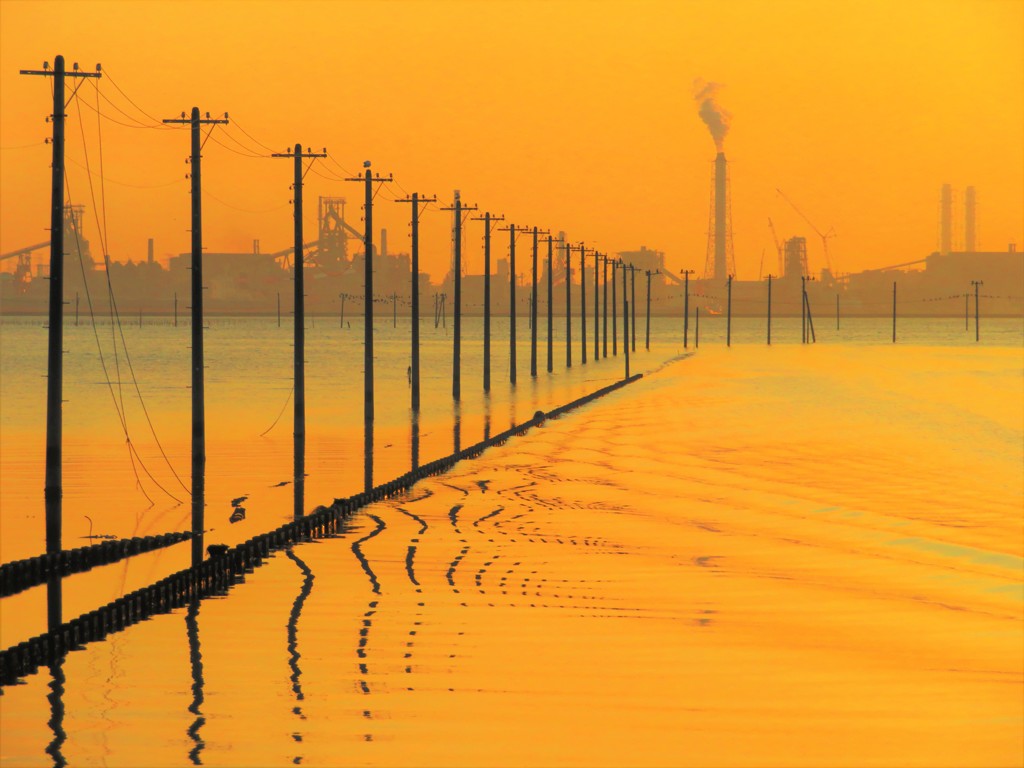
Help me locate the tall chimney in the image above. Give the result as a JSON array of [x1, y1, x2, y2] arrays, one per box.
[[715, 152, 727, 280], [147, 238, 154, 265], [964, 186, 976, 253], [940, 183, 952, 255]]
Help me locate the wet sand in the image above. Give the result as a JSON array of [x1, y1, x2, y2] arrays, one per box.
[[2, 344, 1022, 766]]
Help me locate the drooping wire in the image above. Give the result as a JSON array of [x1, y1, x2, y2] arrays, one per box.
[[101, 67, 168, 127], [229, 116, 278, 154], [88, 79, 166, 129], [71, 89, 188, 500], [259, 386, 294, 437]]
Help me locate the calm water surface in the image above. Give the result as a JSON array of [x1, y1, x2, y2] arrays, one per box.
[[1, 314, 1021, 766]]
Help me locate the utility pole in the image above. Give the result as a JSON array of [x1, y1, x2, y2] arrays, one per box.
[[836, 293, 840, 331], [277, 292, 281, 327], [339, 293, 345, 328], [645, 269, 659, 350], [528, 227, 548, 378], [766, 274, 774, 346], [564, 239, 572, 368], [174, 292, 178, 327], [547, 234, 554, 373], [441, 191, 477, 401], [602, 254, 609, 358], [612, 259, 618, 356], [682, 269, 694, 349], [726, 274, 733, 348], [273, 144, 326, 455], [580, 243, 588, 365], [695, 306, 700, 349], [593, 250, 600, 361], [165, 106, 229, 567], [971, 280, 983, 342], [965, 293, 969, 331], [498, 223, 528, 384], [630, 264, 637, 352], [392, 292, 397, 327], [623, 261, 630, 379], [396, 193, 437, 411], [75, 293, 79, 326], [472, 212, 504, 392], [805, 277, 817, 343], [22, 56, 100, 624], [801, 275, 808, 344], [346, 162, 393, 423]]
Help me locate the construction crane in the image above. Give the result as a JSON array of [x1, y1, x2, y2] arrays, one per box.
[[767, 218, 783, 275], [776, 189, 835, 274]]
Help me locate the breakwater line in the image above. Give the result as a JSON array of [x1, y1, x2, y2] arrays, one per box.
[[0, 372, 644, 686]]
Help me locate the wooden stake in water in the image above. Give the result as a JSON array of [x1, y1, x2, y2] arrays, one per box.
[[174, 292, 178, 327], [695, 306, 700, 349], [892, 281, 897, 343], [75, 292, 79, 326], [726, 274, 733, 348], [836, 293, 840, 331], [971, 279, 983, 342], [766, 274, 773, 346], [277, 292, 281, 328]]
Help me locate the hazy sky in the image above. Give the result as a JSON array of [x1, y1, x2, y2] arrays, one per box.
[[1, 0, 1021, 282]]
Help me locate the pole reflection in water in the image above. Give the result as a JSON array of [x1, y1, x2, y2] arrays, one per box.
[[45, 658, 67, 768], [410, 412, 420, 472], [284, 548, 314, 761], [192, 467, 205, 568], [293, 433, 305, 521], [46, 571, 61, 638], [185, 599, 205, 766], [363, 419, 373, 493], [453, 401, 462, 454], [483, 394, 491, 441]]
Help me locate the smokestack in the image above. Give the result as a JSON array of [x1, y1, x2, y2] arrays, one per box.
[[147, 238, 154, 265], [715, 153, 727, 280], [964, 186, 976, 253], [940, 183, 952, 255], [381, 228, 388, 259]]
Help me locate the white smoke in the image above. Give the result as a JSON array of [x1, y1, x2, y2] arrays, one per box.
[[693, 79, 731, 151]]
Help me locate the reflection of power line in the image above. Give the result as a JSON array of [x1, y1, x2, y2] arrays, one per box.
[[185, 600, 205, 766], [285, 546, 315, 762]]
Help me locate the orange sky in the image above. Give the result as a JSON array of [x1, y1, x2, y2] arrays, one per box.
[[1, 0, 1021, 282]]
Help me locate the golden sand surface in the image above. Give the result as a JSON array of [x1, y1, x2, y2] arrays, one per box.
[[1, 344, 1022, 767]]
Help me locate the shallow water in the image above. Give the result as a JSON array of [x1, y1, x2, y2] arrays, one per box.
[[1, 315, 1022, 766]]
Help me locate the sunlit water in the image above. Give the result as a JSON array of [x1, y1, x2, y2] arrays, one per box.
[[1, 313, 1022, 766]]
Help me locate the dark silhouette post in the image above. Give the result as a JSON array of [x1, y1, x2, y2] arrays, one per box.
[[174, 292, 178, 327], [726, 274, 733, 347], [602, 255, 609, 358], [593, 250, 599, 361], [695, 306, 700, 348], [645, 269, 658, 350], [346, 163, 393, 423], [273, 145, 326, 518], [682, 269, 693, 349], [75, 293, 79, 326], [892, 281, 897, 343], [166, 107, 229, 567], [473, 212, 504, 392], [530, 227, 538, 376], [630, 265, 637, 352], [396, 193, 437, 411], [546, 234, 554, 373], [766, 274, 774, 345], [277, 292, 281, 327], [612, 260, 618, 356], [801, 276, 807, 344], [497, 223, 524, 384], [623, 262, 630, 379], [580, 244, 587, 365], [441, 192, 477, 401], [965, 293, 969, 331], [836, 293, 840, 331], [971, 280, 983, 342], [565, 239, 572, 367], [805, 288, 816, 343], [22, 55, 100, 626]]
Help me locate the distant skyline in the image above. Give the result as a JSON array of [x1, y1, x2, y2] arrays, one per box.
[[1, 0, 1021, 283]]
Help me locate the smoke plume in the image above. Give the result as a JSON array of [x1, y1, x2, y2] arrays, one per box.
[[694, 79, 731, 151]]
